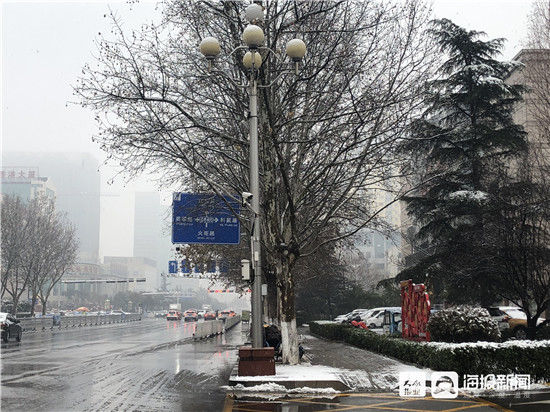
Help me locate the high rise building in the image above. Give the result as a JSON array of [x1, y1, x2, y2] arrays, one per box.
[[133, 192, 161, 263], [2, 152, 101, 263], [1, 167, 56, 201]]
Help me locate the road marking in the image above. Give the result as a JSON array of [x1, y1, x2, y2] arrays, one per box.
[[470, 396, 514, 412], [311, 398, 421, 412], [227, 392, 505, 412], [223, 394, 234, 412], [441, 403, 497, 412]]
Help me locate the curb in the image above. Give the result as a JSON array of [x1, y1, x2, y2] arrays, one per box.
[[227, 365, 351, 392]]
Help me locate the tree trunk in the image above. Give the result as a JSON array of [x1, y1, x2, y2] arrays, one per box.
[[277, 257, 299, 365], [11, 295, 19, 315], [266, 271, 278, 324], [41, 296, 47, 316], [527, 318, 538, 340], [30, 290, 37, 317]]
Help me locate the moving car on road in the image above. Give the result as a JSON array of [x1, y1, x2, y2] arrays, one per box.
[[166, 310, 182, 321], [203, 311, 216, 320], [1, 312, 22, 343], [183, 310, 198, 322], [217, 310, 231, 320]]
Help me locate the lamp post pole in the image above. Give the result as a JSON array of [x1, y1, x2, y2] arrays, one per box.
[[199, 2, 307, 360], [248, 76, 263, 348]]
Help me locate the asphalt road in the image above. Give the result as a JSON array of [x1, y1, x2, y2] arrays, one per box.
[[1, 318, 243, 412]]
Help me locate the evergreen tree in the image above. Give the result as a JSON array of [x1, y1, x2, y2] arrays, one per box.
[[399, 19, 526, 304]]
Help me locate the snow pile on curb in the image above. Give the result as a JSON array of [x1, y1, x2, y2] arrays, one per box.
[[230, 363, 342, 382], [229, 362, 433, 392], [426, 339, 550, 350], [222, 383, 339, 394]]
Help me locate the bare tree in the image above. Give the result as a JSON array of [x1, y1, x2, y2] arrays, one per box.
[[1, 195, 78, 315], [36, 223, 78, 315], [488, 167, 550, 339], [1, 196, 29, 299], [1, 195, 37, 312], [75, 0, 435, 363]]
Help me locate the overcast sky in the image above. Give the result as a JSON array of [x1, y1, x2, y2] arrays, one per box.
[[1, 0, 536, 259]]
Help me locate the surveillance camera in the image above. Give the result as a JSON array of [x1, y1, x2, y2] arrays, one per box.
[[242, 192, 253, 206]]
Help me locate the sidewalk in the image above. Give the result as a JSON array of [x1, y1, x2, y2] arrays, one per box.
[[299, 327, 431, 392], [224, 327, 508, 411], [228, 326, 431, 393]]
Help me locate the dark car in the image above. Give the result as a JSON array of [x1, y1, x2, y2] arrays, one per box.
[[1, 312, 22, 343]]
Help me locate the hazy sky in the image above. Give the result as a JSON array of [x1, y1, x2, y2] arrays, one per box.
[[1, 0, 536, 259]]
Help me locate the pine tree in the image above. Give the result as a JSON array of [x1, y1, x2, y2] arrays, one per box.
[[399, 19, 527, 304]]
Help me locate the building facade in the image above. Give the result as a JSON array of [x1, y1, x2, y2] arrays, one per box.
[[2, 152, 101, 263], [1, 167, 56, 201]]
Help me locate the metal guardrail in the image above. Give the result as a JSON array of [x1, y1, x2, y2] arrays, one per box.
[[223, 315, 241, 331], [192, 315, 241, 340], [192, 319, 224, 339], [19, 313, 142, 332]]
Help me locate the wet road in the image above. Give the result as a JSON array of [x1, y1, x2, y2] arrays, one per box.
[[1, 318, 244, 412]]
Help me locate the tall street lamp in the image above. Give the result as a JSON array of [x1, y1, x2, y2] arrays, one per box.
[[199, 3, 306, 352]]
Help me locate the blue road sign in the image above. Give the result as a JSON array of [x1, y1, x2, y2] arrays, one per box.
[[168, 261, 178, 274], [172, 193, 241, 244], [181, 259, 191, 273]]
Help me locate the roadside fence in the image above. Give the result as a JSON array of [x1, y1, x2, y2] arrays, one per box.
[[19, 313, 142, 332]]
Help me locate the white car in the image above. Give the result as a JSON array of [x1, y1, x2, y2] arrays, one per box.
[[334, 313, 352, 323], [365, 307, 401, 328], [365, 311, 386, 328]]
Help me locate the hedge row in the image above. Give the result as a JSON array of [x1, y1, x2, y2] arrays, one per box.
[[309, 322, 550, 382]]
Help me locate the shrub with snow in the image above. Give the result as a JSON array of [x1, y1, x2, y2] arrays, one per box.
[[428, 306, 500, 343]]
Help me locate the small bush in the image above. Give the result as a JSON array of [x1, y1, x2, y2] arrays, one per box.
[[537, 326, 550, 340], [428, 306, 500, 343], [309, 321, 352, 341]]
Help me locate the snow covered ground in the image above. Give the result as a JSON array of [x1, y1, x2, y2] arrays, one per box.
[[227, 362, 433, 393], [425, 339, 550, 350]]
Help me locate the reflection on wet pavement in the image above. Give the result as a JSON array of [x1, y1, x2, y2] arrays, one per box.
[[1, 318, 244, 412]]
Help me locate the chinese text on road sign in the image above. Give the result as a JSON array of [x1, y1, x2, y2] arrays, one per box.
[[172, 193, 240, 244]]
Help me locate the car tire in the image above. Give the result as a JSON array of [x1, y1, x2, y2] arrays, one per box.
[[16, 331, 21, 342], [369, 323, 376, 329], [514, 326, 527, 339]]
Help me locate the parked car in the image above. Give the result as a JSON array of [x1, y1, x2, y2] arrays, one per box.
[[204, 311, 216, 320], [499, 306, 546, 338], [334, 312, 353, 323], [166, 310, 182, 321], [382, 308, 402, 335], [197, 310, 206, 319], [350, 308, 370, 318], [486, 307, 510, 331], [183, 310, 198, 322], [0, 312, 22, 343], [365, 307, 400, 329]]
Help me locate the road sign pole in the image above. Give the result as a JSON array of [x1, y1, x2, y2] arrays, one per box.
[[249, 77, 263, 349]]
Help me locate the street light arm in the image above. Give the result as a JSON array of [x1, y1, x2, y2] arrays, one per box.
[[258, 70, 294, 88], [199, 70, 248, 89], [228, 45, 250, 57], [258, 46, 284, 62]]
